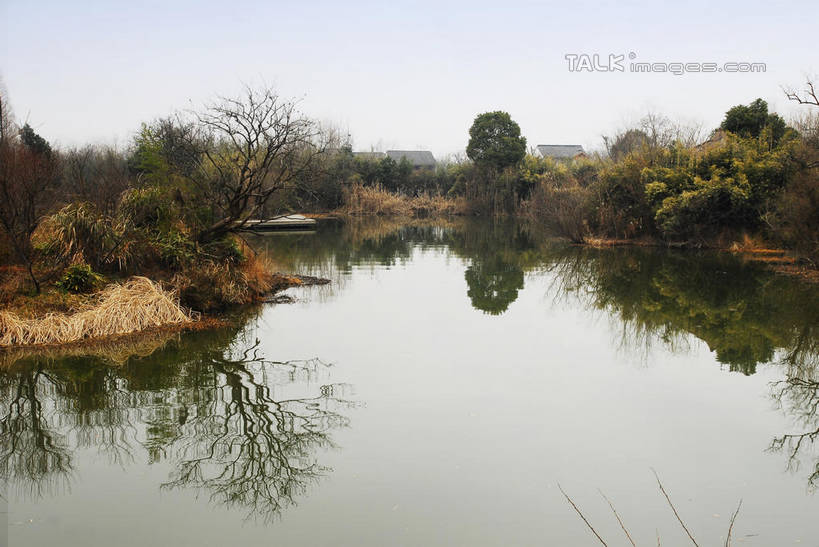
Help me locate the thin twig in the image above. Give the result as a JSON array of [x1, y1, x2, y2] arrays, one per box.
[[651, 468, 699, 547], [558, 483, 608, 546], [724, 499, 742, 547], [598, 489, 637, 547]]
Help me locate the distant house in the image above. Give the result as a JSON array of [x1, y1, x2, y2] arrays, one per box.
[[385, 150, 437, 168], [536, 145, 586, 160], [353, 151, 386, 161]]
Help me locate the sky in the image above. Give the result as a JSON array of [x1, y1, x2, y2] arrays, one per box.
[[1, 0, 817, 157]]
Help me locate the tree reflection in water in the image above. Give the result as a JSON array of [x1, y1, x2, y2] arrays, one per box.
[[769, 334, 819, 489], [256, 218, 819, 487], [0, 323, 355, 522], [3, 218, 819, 501], [0, 367, 73, 499], [158, 344, 355, 521]]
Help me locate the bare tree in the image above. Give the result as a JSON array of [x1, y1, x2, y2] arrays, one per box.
[[0, 93, 60, 291], [63, 144, 131, 214], [171, 86, 327, 243], [603, 113, 705, 160]]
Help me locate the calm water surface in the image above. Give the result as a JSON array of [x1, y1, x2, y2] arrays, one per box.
[[3, 219, 819, 546]]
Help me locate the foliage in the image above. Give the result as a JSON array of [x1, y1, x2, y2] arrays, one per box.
[[340, 183, 467, 217], [594, 153, 654, 238], [39, 202, 131, 271], [56, 263, 105, 293], [641, 134, 799, 240], [720, 98, 789, 147], [153, 230, 196, 268], [19, 123, 53, 157], [518, 155, 598, 242], [466, 111, 527, 171]]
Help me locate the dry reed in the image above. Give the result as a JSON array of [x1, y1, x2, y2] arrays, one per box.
[[340, 184, 467, 217], [0, 277, 195, 347]]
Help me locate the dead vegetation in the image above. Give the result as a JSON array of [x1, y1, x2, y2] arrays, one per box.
[[339, 183, 468, 218], [0, 277, 195, 347]]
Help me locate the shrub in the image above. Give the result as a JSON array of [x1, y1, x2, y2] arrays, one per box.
[[56, 263, 105, 293], [203, 236, 245, 264], [594, 155, 653, 238], [654, 175, 753, 240], [523, 183, 593, 243], [118, 186, 175, 229], [38, 202, 131, 271], [153, 229, 195, 268], [173, 255, 274, 311]]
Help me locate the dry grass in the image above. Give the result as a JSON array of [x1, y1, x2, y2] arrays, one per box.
[[0, 276, 195, 347], [726, 232, 780, 254], [172, 252, 282, 311], [342, 184, 410, 215], [339, 184, 467, 217]]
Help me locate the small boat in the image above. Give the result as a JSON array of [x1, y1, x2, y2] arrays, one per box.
[[239, 215, 318, 231]]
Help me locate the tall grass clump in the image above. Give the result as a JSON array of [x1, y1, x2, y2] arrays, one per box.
[[0, 277, 194, 347], [341, 183, 412, 216], [340, 183, 467, 217]]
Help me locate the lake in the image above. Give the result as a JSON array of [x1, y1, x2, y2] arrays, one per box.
[[3, 218, 819, 546]]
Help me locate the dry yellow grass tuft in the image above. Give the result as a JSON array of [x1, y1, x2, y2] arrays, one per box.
[[340, 184, 467, 217], [0, 277, 195, 347]]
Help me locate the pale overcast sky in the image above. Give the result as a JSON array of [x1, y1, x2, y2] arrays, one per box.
[[1, 0, 816, 156]]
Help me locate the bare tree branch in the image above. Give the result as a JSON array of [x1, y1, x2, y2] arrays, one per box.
[[784, 80, 819, 107]]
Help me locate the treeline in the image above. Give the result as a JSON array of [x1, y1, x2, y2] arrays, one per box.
[[521, 99, 818, 264], [302, 98, 819, 264], [0, 87, 330, 309]]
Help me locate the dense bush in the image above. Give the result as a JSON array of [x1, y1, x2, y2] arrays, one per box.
[[640, 134, 798, 240], [56, 263, 105, 293]]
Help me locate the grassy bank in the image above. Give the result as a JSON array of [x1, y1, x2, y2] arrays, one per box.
[[0, 277, 193, 346], [0, 260, 307, 349]]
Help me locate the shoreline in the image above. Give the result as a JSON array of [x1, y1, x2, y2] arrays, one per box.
[[2, 217, 817, 358], [581, 236, 819, 282], [0, 272, 319, 358]]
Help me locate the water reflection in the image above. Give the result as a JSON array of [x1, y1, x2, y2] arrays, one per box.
[[770, 374, 819, 488], [257, 219, 819, 372], [0, 367, 74, 499], [254, 218, 819, 487], [3, 217, 819, 529], [0, 318, 354, 521]]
